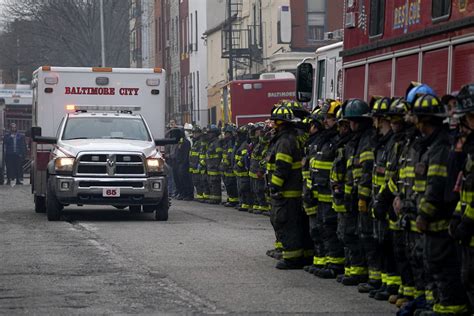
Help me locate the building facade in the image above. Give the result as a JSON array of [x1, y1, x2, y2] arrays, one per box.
[[149, 0, 345, 125], [342, 0, 474, 100]]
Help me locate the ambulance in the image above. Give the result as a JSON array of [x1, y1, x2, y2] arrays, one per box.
[[30, 66, 171, 221]]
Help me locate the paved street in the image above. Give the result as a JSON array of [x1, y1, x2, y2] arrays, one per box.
[[0, 185, 396, 315]]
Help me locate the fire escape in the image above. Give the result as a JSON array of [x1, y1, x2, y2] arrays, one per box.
[[221, 0, 263, 79]]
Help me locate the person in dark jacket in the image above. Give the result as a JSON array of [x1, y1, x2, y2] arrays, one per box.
[[4, 123, 27, 185], [450, 84, 474, 313], [267, 103, 311, 269], [174, 128, 194, 200], [410, 94, 469, 315]]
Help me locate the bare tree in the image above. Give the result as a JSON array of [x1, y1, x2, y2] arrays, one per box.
[[0, 0, 131, 82]]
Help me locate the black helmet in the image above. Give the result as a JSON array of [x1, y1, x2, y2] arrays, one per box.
[[342, 99, 371, 119], [371, 97, 392, 117], [270, 104, 297, 123], [387, 98, 411, 117], [412, 94, 447, 117], [455, 84, 474, 115], [192, 125, 202, 133], [208, 124, 220, 135], [236, 124, 250, 135], [223, 124, 236, 134], [280, 99, 310, 119]]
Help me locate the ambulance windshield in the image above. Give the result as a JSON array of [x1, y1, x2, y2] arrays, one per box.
[[62, 117, 151, 141]]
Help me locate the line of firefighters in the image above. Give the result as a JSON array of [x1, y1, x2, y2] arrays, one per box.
[[187, 82, 474, 316]]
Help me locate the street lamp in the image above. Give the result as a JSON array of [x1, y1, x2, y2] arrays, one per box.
[[100, 0, 106, 67]]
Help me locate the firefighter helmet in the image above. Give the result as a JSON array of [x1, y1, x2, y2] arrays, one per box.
[[371, 97, 392, 117], [208, 124, 220, 135], [387, 98, 411, 116], [270, 104, 296, 123], [342, 99, 371, 119], [192, 125, 202, 133], [412, 94, 447, 117], [236, 124, 250, 135], [320, 99, 342, 116], [406, 82, 436, 105], [455, 84, 474, 114], [223, 124, 236, 134], [280, 99, 310, 119]]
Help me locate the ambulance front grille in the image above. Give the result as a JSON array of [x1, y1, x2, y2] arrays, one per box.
[[75, 153, 145, 177]]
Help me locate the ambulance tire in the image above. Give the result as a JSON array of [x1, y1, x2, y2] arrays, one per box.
[[155, 189, 169, 221], [46, 178, 63, 221], [34, 195, 46, 213]]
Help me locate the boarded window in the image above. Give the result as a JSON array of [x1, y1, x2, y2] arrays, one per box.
[[452, 42, 474, 92], [394, 55, 419, 97], [422, 48, 448, 95], [368, 60, 392, 97], [344, 66, 365, 99]]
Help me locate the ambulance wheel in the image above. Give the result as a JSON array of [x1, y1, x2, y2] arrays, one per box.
[[34, 195, 46, 213], [46, 178, 63, 221], [155, 189, 169, 221]]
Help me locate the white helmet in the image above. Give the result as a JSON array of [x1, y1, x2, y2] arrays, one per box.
[[184, 123, 193, 131]]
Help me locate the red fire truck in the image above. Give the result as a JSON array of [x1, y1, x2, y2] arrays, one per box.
[[221, 73, 297, 126], [342, 0, 474, 99]]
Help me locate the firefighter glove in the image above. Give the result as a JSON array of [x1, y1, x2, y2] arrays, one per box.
[[358, 199, 368, 213]]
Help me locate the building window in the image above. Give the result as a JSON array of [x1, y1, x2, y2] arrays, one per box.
[[432, 0, 451, 20], [369, 0, 385, 37], [307, 0, 326, 42]]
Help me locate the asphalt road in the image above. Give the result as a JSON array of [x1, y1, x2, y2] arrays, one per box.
[[0, 184, 396, 315]]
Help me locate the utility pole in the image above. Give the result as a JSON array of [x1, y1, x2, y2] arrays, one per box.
[[225, 0, 234, 123], [16, 37, 20, 84], [100, 0, 106, 67], [227, 0, 233, 82]]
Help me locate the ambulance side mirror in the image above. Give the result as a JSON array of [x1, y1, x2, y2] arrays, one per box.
[[31, 127, 42, 140], [31, 126, 57, 144], [296, 62, 314, 103]]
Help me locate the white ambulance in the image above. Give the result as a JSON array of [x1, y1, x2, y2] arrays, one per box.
[[30, 66, 171, 221]]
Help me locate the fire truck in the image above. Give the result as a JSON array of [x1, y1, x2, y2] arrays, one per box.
[[313, 42, 343, 102], [221, 73, 296, 126], [30, 66, 172, 221], [341, 0, 474, 99]]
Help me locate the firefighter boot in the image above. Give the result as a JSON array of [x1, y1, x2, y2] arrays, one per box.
[[275, 258, 306, 270], [375, 284, 399, 301], [358, 280, 382, 294], [342, 275, 368, 286]]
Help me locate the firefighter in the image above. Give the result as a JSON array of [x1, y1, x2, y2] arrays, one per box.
[[267, 103, 311, 269], [361, 97, 402, 300], [249, 122, 270, 214], [451, 83, 474, 312], [205, 125, 223, 204], [189, 126, 203, 200], [221, 125, 239, 207], [198, 127, 210, 202], [409, 94, 469, 315], [302, 109, 326, 275], [339, 98, 376, 286], [331, 108, 354, 282], [311, 100, 347, 279], [234, 124, 253, 212], [374, 97, 415, 307]]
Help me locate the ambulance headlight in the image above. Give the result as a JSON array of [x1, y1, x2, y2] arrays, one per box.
[[54, 157, 75, 173], [146, 158, 164, 174]]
